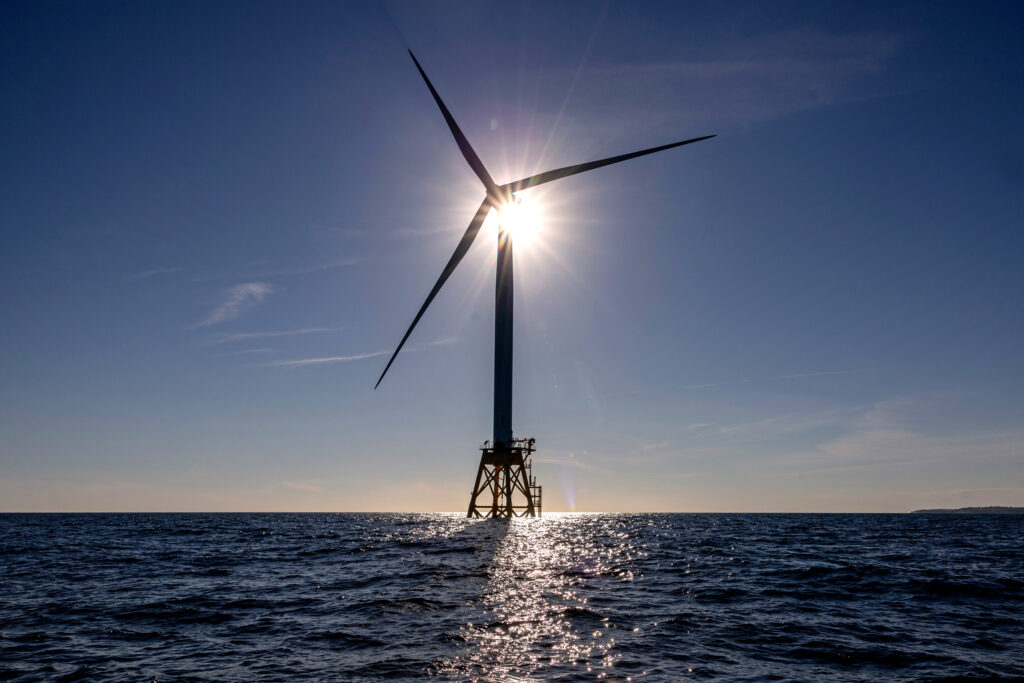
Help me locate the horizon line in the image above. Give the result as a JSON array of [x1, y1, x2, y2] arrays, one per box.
[[3, 509, 1011, 515]]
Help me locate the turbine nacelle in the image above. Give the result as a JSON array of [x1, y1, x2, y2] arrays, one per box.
[[491, 191, 522, 222], [485, 187, 518, 214]]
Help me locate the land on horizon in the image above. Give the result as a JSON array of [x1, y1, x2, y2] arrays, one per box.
[[910, 506, 1024, 515]]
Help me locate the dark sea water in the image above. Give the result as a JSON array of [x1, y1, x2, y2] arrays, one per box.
[[1, 513, 1022, 682]]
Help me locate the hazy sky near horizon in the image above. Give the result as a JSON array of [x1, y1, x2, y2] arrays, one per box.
[[2, 1, 1023, 512]]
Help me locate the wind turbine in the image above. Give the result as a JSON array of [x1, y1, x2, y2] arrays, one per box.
[[376, 51, 714, 518]]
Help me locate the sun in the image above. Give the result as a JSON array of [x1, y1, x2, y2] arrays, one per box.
[[497, 195, 541, 246]]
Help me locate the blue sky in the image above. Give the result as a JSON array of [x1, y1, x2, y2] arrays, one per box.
[[1, 1, 1022, 511]]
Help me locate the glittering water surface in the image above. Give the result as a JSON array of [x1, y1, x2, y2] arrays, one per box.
[[2, 514, 1022, 681]]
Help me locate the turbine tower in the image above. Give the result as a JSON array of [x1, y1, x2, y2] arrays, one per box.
[[376, 51, 714, 518]]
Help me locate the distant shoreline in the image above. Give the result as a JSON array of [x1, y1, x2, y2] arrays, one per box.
[[910, 506, 1024, 514]]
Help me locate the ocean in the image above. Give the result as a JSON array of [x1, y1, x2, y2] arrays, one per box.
[[1, 513, 1022, 681]]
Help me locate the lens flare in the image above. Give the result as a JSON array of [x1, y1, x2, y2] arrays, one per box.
[[498, 196, 541, 246]]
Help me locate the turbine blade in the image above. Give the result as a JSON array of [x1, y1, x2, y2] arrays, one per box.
[[375, 199, 492, 389], [504, 134, 716, 192], [408, 51, 500, 196]]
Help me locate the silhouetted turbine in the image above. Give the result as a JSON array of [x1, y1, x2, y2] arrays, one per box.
[[376, 51, 714, 393]]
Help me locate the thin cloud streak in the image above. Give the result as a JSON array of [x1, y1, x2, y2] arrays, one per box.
[[687, 370, 850, 389], [204, 328, 341, 345], [262, 337, 460, 368], [760, 456, 946, 478], [394, 226, 460, 238], [125, 267, 182, 282], [533, 456, 597, 471], [281, 480, 325, 494], [216, 348, 274, 357], [264, 350, 391, 367], [247, 258, 363, 277], [186, 258, 362, 284], [569, 28, 908, 134], [687, 379, 751, 390], [191, 282, 275, 328], [423, 336, 460, 347], [773, 371, 851, 380]]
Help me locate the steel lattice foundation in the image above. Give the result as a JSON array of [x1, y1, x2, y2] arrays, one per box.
[[467, 438, 542, 518]]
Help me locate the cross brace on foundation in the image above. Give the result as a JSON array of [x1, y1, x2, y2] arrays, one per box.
[[467, 437, 542, 518]]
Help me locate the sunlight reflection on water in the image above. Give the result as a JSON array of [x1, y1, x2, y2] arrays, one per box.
[[439, 514, 635, 680]]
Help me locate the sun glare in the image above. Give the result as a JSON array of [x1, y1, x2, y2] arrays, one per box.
[[498, 196, 541, 246]]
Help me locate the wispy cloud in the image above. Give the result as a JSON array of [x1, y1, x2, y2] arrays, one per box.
[[203, 328, 340, 345], [687, 378, 751, 390], [687, 370, 850, 390], [310, 226, 368, 239], [707, 409, 846, 441], [246, 258, 362, 277], [423, 336, 460, 348], [187, 257, 363, 284], [125, 267, 182, 282], [849, 392, 960, 431], [816, 427, 1024, 464], [216, 347, 274, 357], [772, 370, 850, 381], [533, 455, 597, 471], [261, 337, 460, 368], [760, 450, 945, 478], [191, 282, 274, 328], [281, 480, 325, 494], [395, 226, 461, 238], [263, 349, 391, 367], [566, 28, 908, 135], [763, 427, 1024, 480], [736, 391, 1024, 481]]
